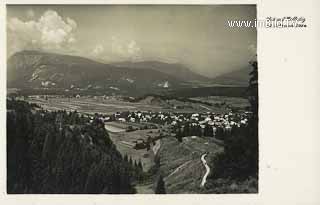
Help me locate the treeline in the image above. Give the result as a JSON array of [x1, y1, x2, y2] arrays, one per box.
[[165, 86, 248, 98], [206, 60, 258, 193], [210, 120, 258, 179], [174, 123, 230, 142], [127, 93, 213, 106], [7, 99, 140, 194]]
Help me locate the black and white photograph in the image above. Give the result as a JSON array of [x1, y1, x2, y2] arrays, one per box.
[[6, 4, 258, 194]]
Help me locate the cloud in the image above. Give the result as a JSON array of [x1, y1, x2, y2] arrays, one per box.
[[127, 40, 141, 60], [26, 9, 35, 19], [111, 36, 124, 56], [92, 44, 104, 56], [66, 17, 77, 29], [111, 36, 142, 61], [248, 43, 256, 55], [7, 10, 77, 56], [68, 37, 76, 43]]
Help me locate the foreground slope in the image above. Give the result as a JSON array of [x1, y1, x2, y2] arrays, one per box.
[[7, 99, 140, 194]]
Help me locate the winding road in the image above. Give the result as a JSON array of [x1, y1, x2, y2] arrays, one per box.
[[200, 153, 210, 187], [152, 139, 161, 155]]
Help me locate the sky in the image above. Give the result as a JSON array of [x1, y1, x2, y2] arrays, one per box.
[[7, 5, 257, 77]]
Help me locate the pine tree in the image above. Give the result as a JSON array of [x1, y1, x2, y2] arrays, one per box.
[[204, 124, 213, 137], [210, 59, 259, 180], [123, 154, 128, 163], [183, 123, 190, 136], [138, 159, 143, 171], [176, 128, 183, 142], [7, 100, 137, 194], [155, 175, 166, 194]]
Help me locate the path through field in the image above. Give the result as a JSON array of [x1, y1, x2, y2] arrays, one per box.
[[200, 153, 210, 187], [165, 160, 193, 179], [152, 139, 161, 155]]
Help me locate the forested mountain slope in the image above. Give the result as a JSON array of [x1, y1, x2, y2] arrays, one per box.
[[7, 99, 142, 194]]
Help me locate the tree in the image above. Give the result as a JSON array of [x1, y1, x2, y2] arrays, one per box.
[[155, 175, 166, 194], [215, 127, 224, 140], [176, 128, 183, 142], [123, 154, 128, 163], [146, 142, 151, 151], [204, 124, 213, 137], [7, 100, 137, 194], [138, 159, 143, 171], [248, 60, 258, 116], [183, 123, 190, 136], [246, 59, 259, 177], [209, 59, 259, 181]]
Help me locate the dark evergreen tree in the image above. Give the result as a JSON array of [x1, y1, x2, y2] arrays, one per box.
[[204, 124, 213, 137], [7, 100, 137, 194], [123, 154, 128, 163], [210, 59, 259, 181], [138, 159, 143, 171], [183, 123, 190, 137], [155, 175, 166, 194]]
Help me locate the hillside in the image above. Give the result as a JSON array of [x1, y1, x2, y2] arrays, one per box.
[[212, 67, 251, 86], [112, 61, 211, 82], [7, 50, 186, 95], [7, 99, 142, 194]]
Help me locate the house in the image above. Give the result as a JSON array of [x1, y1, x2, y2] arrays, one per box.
[[134, 139, 147, 150], [118, 118, 126, 122]]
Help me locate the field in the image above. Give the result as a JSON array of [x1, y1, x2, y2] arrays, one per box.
[[191, 96, 250, 110], [108, 128, 164, 194], [107, 126, 224, 194], [108, 127, 168, 171], [25, 96, 162, 114], [159, 136, 223, 193], [24, 95, 248, 116]]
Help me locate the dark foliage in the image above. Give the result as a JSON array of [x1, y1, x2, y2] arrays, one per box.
[[203, 124, 214, 137], [7, 99, 137, 194], [174, 123, 202, 141], [155, 175, 166, 194], [209, 60, 258, 184], [165, 86, 248, 98]]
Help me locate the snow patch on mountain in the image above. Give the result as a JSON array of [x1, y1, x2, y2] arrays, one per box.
[[158, 81, 170, 88]]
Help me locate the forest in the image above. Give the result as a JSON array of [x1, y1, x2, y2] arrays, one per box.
[[7, 99, 143, 194]]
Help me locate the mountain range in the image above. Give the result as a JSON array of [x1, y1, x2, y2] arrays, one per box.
[[211, 67, 251, 86], [112, 61, 210, 82], [7, 50, 250, 95]]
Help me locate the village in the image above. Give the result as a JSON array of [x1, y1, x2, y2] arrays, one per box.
[[88, 108, 253, 147], [12, 94, 252, 150]]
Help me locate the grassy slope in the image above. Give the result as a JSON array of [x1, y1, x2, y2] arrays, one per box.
[[159, 136, 223, 194], [108, 129, 160, 171]]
